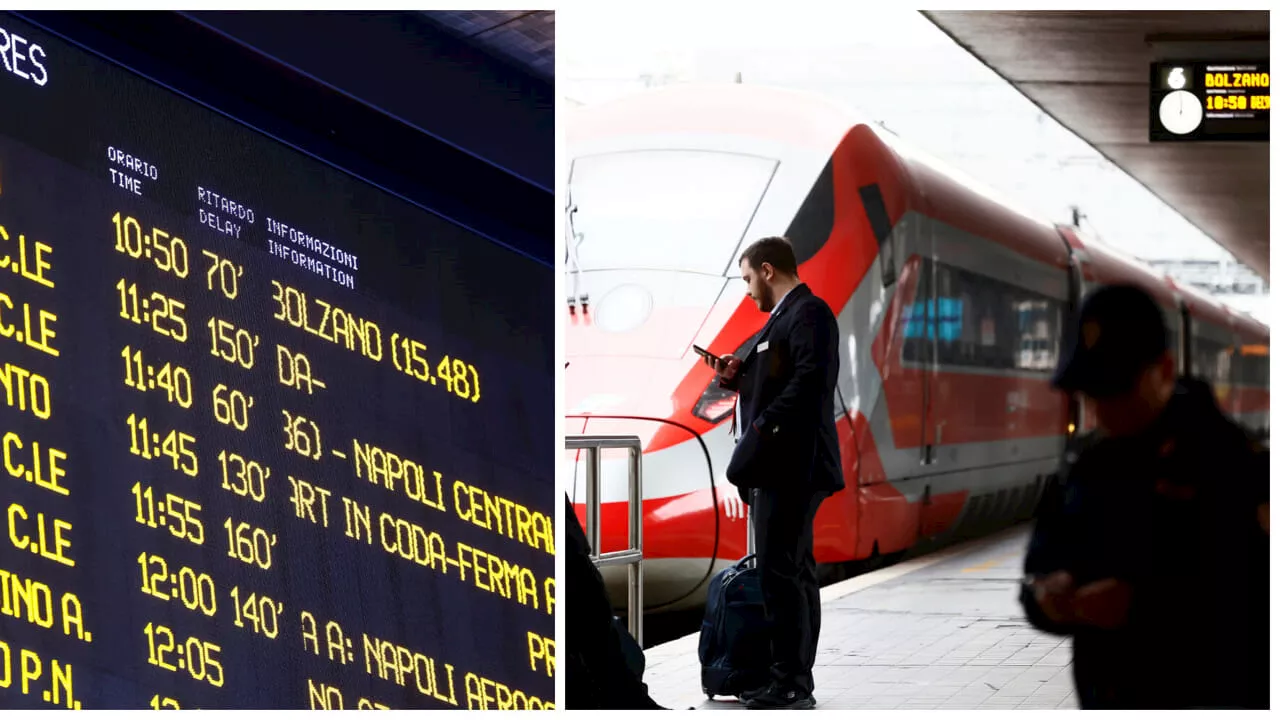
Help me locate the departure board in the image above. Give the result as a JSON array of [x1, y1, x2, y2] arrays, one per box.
[[0, 14, 554, 710], [1150, 60, 1269, 142]]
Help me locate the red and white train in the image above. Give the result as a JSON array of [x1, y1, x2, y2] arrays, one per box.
[[564, 84, 1269, 612]]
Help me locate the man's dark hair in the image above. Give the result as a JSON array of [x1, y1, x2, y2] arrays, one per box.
[[739, 236, 798, 276]]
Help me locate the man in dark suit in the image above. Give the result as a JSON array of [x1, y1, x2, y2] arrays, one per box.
[[702, 236, 843, 710]]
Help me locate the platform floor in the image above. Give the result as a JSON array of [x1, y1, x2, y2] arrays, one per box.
[[642, 524, 1081, 710]]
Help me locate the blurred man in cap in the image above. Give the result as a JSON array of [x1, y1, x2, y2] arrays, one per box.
[[1020, 284, 1268, 709]]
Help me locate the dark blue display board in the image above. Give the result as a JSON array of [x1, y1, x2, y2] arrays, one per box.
[[0, 12, 553, 710]]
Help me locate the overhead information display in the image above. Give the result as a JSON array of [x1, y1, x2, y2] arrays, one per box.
[[1150, 60, 1269, 142], [0, 13, 553, 710]]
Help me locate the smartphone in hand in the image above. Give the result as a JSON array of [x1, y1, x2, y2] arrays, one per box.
[[693, 344, 725, 373]]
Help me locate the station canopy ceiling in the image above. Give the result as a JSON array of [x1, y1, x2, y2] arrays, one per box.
[[922, 11, 1269, 281]]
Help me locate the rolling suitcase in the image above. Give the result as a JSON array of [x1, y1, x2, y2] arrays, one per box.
[[697, 493, 770, 699]]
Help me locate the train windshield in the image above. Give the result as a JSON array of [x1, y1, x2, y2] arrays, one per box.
[[568, 149, 777, 276]]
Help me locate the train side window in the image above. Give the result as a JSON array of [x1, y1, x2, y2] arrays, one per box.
[[1014, 296, 1059, 373], [973, 275, 1008, 370], [901, 258, 930, 364], [934, 263, 961, 366], [955, 288, 977, 366], [901, 303, 924, 363], [1191, 336, 1233, 385], [1238, 344, 1268, 387], [904, 257, 1065, 376]]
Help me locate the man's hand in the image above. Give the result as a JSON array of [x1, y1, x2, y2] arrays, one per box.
[[702, 353, 740, 381], [1030, 573, 1134, 629], [1031, 571, 1077, 624]]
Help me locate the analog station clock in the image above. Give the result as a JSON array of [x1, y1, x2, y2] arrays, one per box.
[[1159, 89, 1204, 135]]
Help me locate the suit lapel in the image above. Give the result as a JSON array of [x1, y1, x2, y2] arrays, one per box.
[[730, 284, 812, 439], [740, 317, 777, 365], [730, 304, 780, 439]]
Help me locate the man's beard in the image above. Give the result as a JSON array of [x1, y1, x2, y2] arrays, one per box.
[[758, 286, 776, 312]]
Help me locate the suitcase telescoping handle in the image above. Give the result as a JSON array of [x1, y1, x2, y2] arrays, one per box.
[[744, 488, 757, 565]]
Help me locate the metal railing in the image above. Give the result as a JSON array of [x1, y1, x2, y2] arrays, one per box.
[[567, 434, 644, 646]]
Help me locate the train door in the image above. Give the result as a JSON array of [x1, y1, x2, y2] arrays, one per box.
[[918, 252, 941, 469], [1178, 302, 1193, 377], [909, 225, 960, 539], [1065, 255, 1084, 436], [1227, 325, 1244, 422], [918, 248, 963, 538]]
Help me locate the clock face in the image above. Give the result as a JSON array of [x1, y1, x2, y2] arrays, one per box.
[[1159, 90, 1204, 135]]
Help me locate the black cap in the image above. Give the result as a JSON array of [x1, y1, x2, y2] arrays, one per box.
[[1053, 284, 1169, 398]]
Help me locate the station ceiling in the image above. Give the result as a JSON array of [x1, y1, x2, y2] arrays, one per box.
[[922, 11, 1269, 281], [419, 11, 554, 81]]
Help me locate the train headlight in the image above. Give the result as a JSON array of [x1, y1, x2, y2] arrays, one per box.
[[693, 383, 736, 424]]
